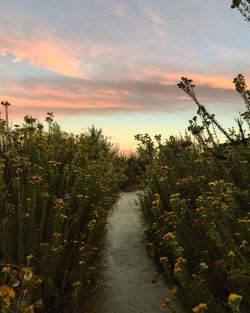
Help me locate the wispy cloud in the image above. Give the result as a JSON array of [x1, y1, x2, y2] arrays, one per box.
[[0, 28, 115, 79], [0, 71, 242, 120], [142, 5, 167, 39], [0, 31, 82, 77]]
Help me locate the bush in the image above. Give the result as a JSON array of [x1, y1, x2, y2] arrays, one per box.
[[0, 116, 123, 313], [138, 77, 250, 313]]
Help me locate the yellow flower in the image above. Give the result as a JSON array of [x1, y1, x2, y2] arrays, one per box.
[[152, 199, 160, 205], [228, 293, 240, 302], [170, 286, 178, 296], [192, 303, 208, 312], [199, 304, 208, 310], [163, 232, 175, 240], [60, 213, 68, 220], [52, 232, 62, 239], [228, 250, 235, 257], [2, 267, 10, 273], [0, 285, 15, 308], [55, 198, 65, 208], [174, 257, 187, 275], [199, 262, 208, 270], [87, 219, 97, 229], [22, 267, 33, 282], [31, 175, 42, 183], [72, 281, 82, 288], [161, 297, 171, 308], [160, 257, 168, 264], [153, 193, 160, 197]]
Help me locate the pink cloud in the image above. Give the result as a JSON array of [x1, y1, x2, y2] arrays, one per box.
[[132, 66, 250, 90], [0, 30, 113, 78], [0, 72, 243, 122], [0, 31, 83, 77]]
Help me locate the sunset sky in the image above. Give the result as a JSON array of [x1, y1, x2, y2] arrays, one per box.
[[0, 0, 249, 150]]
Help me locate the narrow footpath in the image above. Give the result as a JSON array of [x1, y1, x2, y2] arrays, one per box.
[[85, 192, 182, 313]]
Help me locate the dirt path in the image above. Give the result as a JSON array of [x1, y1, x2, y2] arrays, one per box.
[[85, 192, 182, 313]]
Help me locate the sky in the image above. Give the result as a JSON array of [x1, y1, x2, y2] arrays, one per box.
[[0, 0, 249, 151]]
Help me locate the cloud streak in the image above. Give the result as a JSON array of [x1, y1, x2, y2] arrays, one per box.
[[0, 72, 243, 120], [0, 30, 115, 79], [0, 31, 82, 77]]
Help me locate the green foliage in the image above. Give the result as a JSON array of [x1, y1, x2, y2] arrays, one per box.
[[0, 116, 123, 313], [231, 1, 250, 22], [138, 78, 250, 313], [116, 152, 145, 191]]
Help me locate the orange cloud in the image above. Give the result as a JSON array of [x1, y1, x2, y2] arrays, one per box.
[[0, 80, 144, 120], [0, 31, 83, 77], [0, 28, 118, 79], [161, 73, 236, 90], [1, 73, 241, 123], [132, 67, 246, 90]]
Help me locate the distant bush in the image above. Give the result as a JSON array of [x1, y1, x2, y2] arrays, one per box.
[[117, 152, 145, 191]]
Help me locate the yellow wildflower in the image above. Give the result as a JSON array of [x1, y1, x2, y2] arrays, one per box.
[[52, 232, 62, 239], [228, 293, 241, 302], [2, 267, 10, 273], [152, 199, 161, 205], [55, 198, 65, 209], [174, 257, 186, 275], [31, 175, 42, 183], [163, 232, 175, 240], [160, 257, 168, 264], [60, 213, 68, 220], [228, 250, 235, 257], [0, 285, 15, 308], [87, 219, 96, 228], [153, 193, 160, 197], [72, 281, 82, 288], [192, 303, 208, 312], [170, 286, 178, 296], [22, 267, 33, 282], [161, 297, 171, 308]]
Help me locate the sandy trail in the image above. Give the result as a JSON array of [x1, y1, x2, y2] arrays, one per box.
[[85, 192, 182, 313]]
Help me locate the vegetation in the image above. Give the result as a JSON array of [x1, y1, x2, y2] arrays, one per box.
[[0, 115, 123, 313], [136, 76, 250, 313], [117, 152, 145, 191], [138, 8, 250, 311], [231, 0, 250, 22]]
